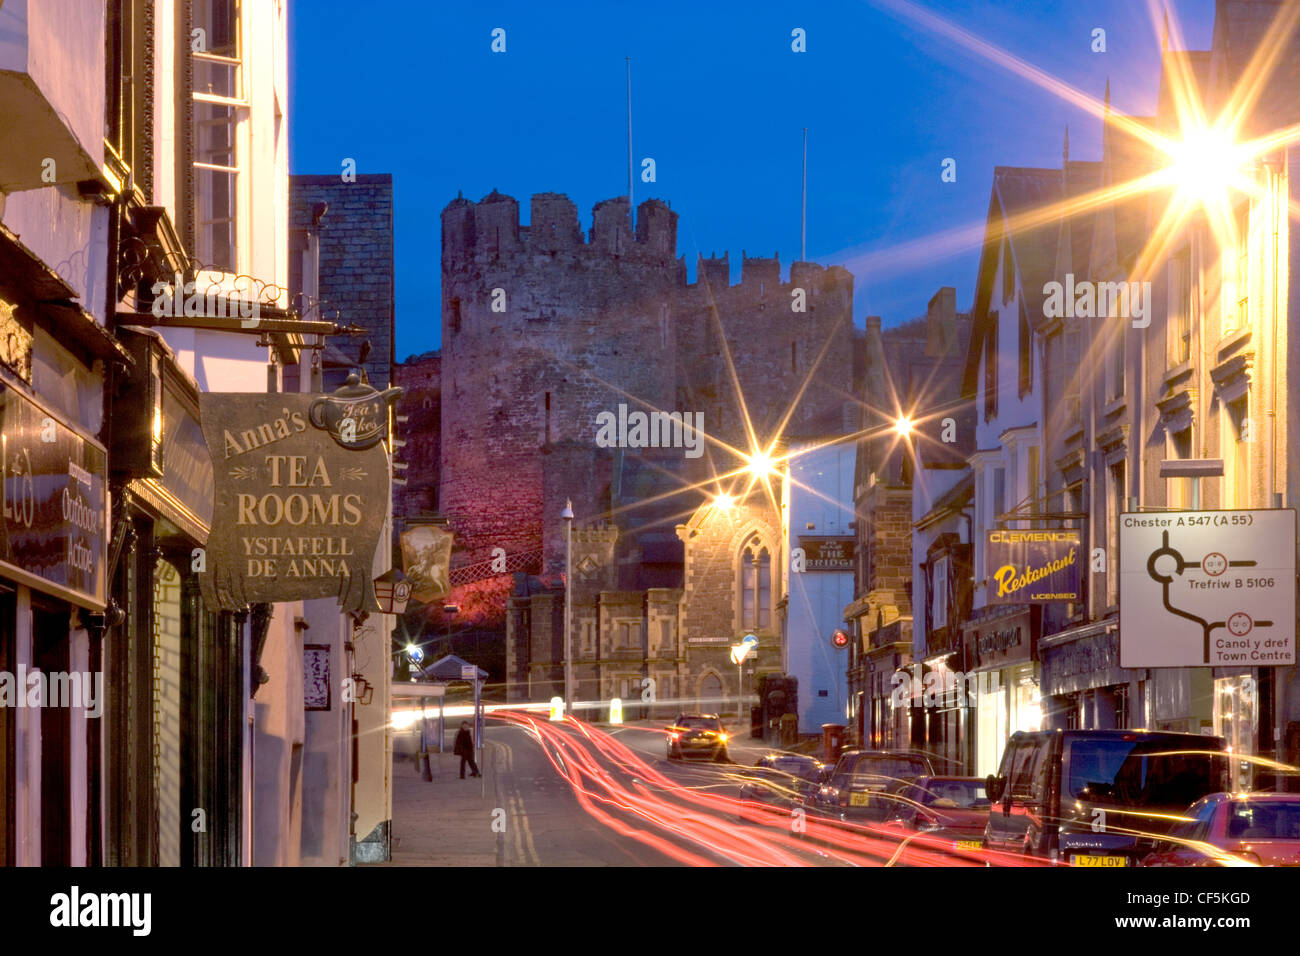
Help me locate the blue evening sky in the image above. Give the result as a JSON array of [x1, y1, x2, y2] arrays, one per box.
[[289, 0, 1216, 361]]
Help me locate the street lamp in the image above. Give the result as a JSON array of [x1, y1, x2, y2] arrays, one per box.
[[731, 634, 758, 727], [561, 498, 574, 717]]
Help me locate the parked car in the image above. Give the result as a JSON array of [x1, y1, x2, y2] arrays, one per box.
[[985, 729, 1229, 866], [736, 754, 826, 823], [1141, 792, 1300, 866], [884, 776, 990, 848], [804, 749, 934, 825], [666, 714, 730, 762]]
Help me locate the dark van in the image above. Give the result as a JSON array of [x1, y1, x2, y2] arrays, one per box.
[[985, 729, 1229, 866]]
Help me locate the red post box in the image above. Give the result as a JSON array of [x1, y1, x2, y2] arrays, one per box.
[[821, 723, 846, 763]]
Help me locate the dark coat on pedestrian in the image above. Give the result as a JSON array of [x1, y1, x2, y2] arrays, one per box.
[[453, 727, 473, 757]]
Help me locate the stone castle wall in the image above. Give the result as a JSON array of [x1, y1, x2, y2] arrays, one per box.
[[437, 189, 858, 591]]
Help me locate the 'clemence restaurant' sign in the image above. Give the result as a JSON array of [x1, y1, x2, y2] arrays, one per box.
[[0, 383, 108, 609], [198, 379, 401, 613], [984, 529, 1081, 605]]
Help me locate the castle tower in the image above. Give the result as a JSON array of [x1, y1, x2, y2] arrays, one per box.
[[439, 192, 681, 593]]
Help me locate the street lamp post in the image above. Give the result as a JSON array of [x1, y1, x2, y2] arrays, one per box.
[[562, 499, 574, 717]]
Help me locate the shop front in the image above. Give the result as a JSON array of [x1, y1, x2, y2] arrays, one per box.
[[864, 619, 914, 751], [966, 604, 1041, 777], [1040, 621, 1143, 731], [106, 326, 245, 866]]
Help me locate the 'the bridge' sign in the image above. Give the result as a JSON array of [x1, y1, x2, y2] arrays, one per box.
[[1119, 509, 1295, 668]]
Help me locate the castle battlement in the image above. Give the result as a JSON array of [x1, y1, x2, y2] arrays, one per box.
[[442, 190, 855, 307], [680, 253, 853, 301], [441, 190, 678, 264]]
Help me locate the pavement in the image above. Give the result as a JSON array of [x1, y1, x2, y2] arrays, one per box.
[[382, 723, 679, 866]]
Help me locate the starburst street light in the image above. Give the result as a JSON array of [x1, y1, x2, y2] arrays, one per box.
[[745, 449, 777, 479], [1164, 124, 1249, 204], [712, 492, 735, 512], [893, 415, 914, 437]]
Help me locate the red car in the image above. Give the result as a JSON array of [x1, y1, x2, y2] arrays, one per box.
[[884, 776, 990, 849], [1141, 792, 1300, 866]]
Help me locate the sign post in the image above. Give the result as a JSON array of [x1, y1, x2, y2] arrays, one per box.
[[984, 529, 1081, 605], [1119, 509, 1296, 667], [730, 634, 758, 725], [196, 378, 401, 614]]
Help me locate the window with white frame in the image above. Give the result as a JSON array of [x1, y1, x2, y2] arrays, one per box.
[[193, 0, 245, 273], [1105, 320, 1126, 401], [1232, 202, 1250, 334], [1025, 445, 1039, 526], [931, 554, 949, 631], [1107, 460, 1125, 607], [1167, 427, 1193, 509], [1168, 247, 1191, 365]]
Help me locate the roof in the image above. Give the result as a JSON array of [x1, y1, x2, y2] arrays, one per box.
[[964, 166, 1063, 395], [415, 654, 488, 681]]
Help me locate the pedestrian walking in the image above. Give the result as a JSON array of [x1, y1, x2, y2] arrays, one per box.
[[454, 721, 480, 778]]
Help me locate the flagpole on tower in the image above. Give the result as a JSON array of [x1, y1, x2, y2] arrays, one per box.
[[627, 57, 634, 230], [801, 127, 808, 261]]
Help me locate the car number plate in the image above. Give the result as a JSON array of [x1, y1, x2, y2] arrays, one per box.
[[953, 840, 983, 851], [1072, 855, 1126, 867], [850, 792, 871, 806]]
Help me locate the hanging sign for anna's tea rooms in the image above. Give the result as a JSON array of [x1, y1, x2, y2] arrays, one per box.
[[198, 376, 402, 613]]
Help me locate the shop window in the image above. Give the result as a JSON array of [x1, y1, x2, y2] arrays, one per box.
[[1114, 684, 1129, 730], [1214, 675, 1257, 792]]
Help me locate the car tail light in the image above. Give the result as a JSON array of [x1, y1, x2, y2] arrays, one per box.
[[669, 733, 679, 742]]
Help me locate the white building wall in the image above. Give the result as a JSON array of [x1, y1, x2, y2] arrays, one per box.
[[786, 442, 856, 734]]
